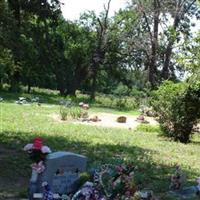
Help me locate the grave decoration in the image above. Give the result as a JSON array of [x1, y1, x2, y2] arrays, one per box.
[[42, 182, 54, 200], [79, 102, 89, 110], [31, 97, 40, 103], [24, 137, 51, 182], [16, 97, 28, 104], [168, 166, 200, 199], [89, 115, 101, 122], [94, 164, 136, 199], [136, 115, 149, 124], [24, 140, 157, 200], [139, 106, 157, 117], [16, 96, 40, 105], [79, 102, 89, 121]]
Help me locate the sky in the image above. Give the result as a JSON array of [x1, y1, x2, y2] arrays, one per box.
[[61, 0, 128, 21], [60, 0, 199, 34]]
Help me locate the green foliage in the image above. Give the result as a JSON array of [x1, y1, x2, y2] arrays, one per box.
[[79, 172, 91, 187], [60, 105, 82, 120], [60, 105, 70, 120], [136, 124, 161, 133], [152, 81, 200, 143], [70, 107, 82, 119], [95, 94, 138, 111]]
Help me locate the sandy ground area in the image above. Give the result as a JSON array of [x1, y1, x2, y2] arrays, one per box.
[[50, 112, 158, 129]]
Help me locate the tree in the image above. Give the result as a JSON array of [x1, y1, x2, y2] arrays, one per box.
[[0, 0, 62, 91], [176, 30, 200, 82], [128, 0, 200, 87], [79, 0, 112, 99]]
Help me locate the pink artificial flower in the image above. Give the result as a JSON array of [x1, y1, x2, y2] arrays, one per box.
[[23, 143, 33, 151], [41, 146, 51, 153], [83, 104, 89, 109], [79, 102, 84, 107], [31, 161, 45, 173]]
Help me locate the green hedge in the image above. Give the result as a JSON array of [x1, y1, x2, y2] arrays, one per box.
[[151, 81, 200, 143]]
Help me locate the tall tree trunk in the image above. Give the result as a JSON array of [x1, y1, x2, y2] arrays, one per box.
[[90, 62, 98, 100], [162, 16, 180, 80], [162, 0, 196, 80], [8, 0, 21, 92], [27, 81, 31, 93], [10, 71, 20, 92], [148, 0, 160, 88], [89, 0, 111, 100]]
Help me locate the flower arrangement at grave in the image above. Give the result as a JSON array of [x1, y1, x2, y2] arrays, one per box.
[[24, 137, 51, 182], [71, 163, 155, 200]]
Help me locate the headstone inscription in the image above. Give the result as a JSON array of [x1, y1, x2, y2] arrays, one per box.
[[29, 151, 87, 198]]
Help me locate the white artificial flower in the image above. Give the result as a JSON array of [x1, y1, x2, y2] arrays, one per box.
[[23, 143, 33, 151], [41, 146, 51, 153]]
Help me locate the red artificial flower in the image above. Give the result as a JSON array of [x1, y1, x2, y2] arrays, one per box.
[[33, 137, 43, 150]]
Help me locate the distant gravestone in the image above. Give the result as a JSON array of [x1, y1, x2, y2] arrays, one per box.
[[29, 151, 87, 199], [116, 116, 127, 123]]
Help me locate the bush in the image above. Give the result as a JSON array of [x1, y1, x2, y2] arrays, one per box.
[[60, 100, 82, 120], [60, 105, 70, 120], [151, 81, 200, 143]]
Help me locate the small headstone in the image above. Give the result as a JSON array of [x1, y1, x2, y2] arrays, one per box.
[[116, 116, 127, 123], [89, 116, 101, 122], [136, 115, 149, 124], [36, 152, 87, 195]]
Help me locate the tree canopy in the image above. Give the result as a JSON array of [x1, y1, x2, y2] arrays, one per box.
[[0, 0, 200, 97]]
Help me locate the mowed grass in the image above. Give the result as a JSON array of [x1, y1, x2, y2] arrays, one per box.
[[0, 91, 200, 199]]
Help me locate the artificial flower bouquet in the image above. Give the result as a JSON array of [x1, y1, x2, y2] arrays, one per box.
[[24, 137, 51, 182]]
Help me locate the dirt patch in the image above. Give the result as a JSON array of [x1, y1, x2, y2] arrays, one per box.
[[50, 113, 158, 129]]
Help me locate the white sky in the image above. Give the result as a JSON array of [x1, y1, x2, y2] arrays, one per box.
[[60, 0, 199, 34], [61, 0, 128, 21]]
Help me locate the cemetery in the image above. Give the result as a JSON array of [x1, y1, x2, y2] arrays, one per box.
[[1, 0, 200, 199], [0, 90, 199, 200]]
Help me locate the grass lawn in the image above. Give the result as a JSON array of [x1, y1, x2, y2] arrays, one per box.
[[0, 91, 199, 199]]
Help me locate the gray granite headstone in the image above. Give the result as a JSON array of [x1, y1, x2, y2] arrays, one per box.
[[30, 151, 87, 197]]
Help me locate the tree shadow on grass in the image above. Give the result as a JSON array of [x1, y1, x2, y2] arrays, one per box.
[[0, 91, 61, 105], [0, 131, 199, 199]]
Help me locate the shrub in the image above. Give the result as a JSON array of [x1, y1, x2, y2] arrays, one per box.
[[95, 94, 138, 111], [151, 81, 200, 143], [60, 105, 70, 120], [60, 100, 82, 120], [70, 107, 82, 119]]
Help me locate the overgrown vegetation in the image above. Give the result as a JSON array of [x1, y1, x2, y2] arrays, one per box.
[[152, 81, 200, 143]]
